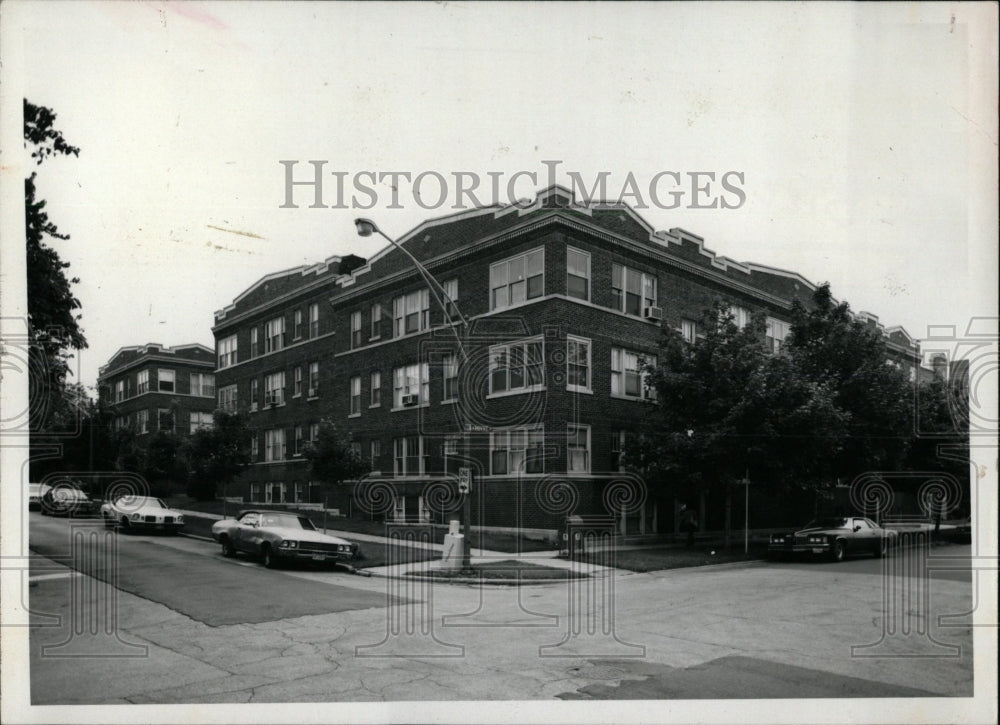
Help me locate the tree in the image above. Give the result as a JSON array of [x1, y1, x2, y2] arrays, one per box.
[[184, 411, 253, 501], [303, 420, 370, 506], [23, 100, 86, 444]]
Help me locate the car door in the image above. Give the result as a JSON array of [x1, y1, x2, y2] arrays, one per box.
[[234, 512, 260, 552], [852, 517, 876, 554]]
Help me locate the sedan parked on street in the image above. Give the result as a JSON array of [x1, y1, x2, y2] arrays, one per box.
[[101, 495, 185, 534], [212, 510, 358, 568], [768, 516, 897, 562], [40, 484, 101, 517]]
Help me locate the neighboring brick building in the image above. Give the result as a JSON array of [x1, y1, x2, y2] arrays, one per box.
[[97, 343, 217, 437], [212, 185, 922, 535]]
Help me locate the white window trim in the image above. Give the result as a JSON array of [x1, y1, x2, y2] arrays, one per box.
[[566, 246, 591, 302], [393, 436, 425, 477], [611, 347, 657, 401], [488, 425, 545, 476], [567, 424, 591, 474], [487, 336, 545, 397], [489, 246, 545, 311], [612, 263, 658, 317], [566, 335, 592, 394]]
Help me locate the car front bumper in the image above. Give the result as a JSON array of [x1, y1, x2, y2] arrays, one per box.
[[274, 547, 356, 563], [769, 542, 831, 554]]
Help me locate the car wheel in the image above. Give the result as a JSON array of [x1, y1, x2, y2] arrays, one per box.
[[120, 517, 132, 534], [221, 536, 236, 558], [103, 514, 114, 529], [831, 539, 846, 562], [261, 544, 276, 568]]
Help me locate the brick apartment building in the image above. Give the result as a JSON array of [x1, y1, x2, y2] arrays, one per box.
[[98, 343, 217, 437], [212, 185, 922, 536]]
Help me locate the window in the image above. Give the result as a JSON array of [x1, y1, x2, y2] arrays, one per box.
[[442, 278, 459, 321], [393, 362, 430, 407], [250, 379, 259, 409], [293, 309, 303, 339], [251, 433, 259, 460], [566, 248, 590, 301], [136, 409, 149, 434], [157, 369, 175, 393], [294, 482, 306, 503], [191, 372, 215, 397], [370, 371, 381, 407], [218, 334, 237, 369], [309, 303, 320, 337], [612, 264, 657, 316], [393, 436, 424, 476], [681, 319, 697, 344], [443, 436, 460, 473], [265, 428, 286, 462], [766, 317, 790, 354], [264, 371, 285, 406], [491, 426, 545, 475], [309, 422, 319, 444], [250, 327, 259, 357], [567, 425, 590, 472], [442, 353, 458, 400], [489, 338, 544, 394], [308, 362, 319, 397], [611, 430, 635, 472], [350, 376, 361, 415], [393, 289, 430, 337], [157, 408, 174, 432], [393, 496, 406, 521], [611, 348, 657, 400], [189, 412, 213, 434], [265, 316, 286, 353], [728, 305, 751, 330], [350, 441, 362, 461], [218, 384, 238, 413], [490, 248, 544, 310], [293, 366, 302, 397], [249, 484, 261, 503], [137, 370, 149, 395], [294, 426, 304, 455], [370, 304, 382, 339], [370, 439, 381, 467], [115, 380, 125, 403], [351, 311, 363, 349], [566, 337, 591, 392]]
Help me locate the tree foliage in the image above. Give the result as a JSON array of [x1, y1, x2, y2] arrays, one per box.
[[184, 411, 253, 500], [304, 419, 370, 488]]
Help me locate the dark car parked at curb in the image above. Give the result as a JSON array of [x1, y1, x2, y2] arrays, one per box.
[[769, 516, 897, 562], [40, 484, 102, 518], [212, 510, 359, 569]]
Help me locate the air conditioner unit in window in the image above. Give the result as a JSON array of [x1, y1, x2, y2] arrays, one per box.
[[401, 394, 419, 407], [643, 306, 663, 321], [307, 388, 317, 398], [249, 402, 258, 412]]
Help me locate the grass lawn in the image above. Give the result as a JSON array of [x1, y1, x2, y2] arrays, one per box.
[[411, 559, 583, 581], [591, 544, 767, 572]]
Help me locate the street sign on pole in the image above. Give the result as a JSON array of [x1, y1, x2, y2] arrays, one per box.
[[458, 467, 472, 494]]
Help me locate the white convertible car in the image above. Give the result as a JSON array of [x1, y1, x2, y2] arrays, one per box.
[[101, 495, 185, 534], [212, 510, 358, 568]]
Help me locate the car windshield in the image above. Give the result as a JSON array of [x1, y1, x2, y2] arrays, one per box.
[[259, 513, 316, 530], [54, 488, 88, 500], [805, 517, 849, 529], [116, 496, 166, 508]]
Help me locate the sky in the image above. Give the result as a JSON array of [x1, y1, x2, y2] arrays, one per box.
[[2, 1, 997, 395]]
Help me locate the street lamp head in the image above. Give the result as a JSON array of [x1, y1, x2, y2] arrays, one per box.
[[354, 218, 378, 238]]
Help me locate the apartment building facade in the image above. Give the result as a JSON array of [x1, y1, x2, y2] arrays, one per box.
[[212, 186, 922, 534], [97, 343, 217, 436]]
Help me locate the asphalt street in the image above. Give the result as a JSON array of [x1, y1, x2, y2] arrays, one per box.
[[23, 513, 975, 704]]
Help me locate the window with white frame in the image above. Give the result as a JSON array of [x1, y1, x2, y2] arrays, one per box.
[[566, 248, 591, 301], [442, 353, 458, 400], [393, 362, 429, 407], [137, 370, 149, 395], [158, 369, 175, 392], [566, 336, 591, 392], [370, 371, 381, 407], [250, 327, 260, 357], [218, 384, 237, 412], [350, 441, 362, 462], [189, 411, 213, 434], [136, 409, 149, 434], [293, 309, 303, 339], [443, 436, 460, 473], [370, 304, 382, 339], [489, 338, 544, 394], [442, 278, 459, 321], [293, 366, 302, 397], [309, 303, 320, 338], [491, 426, 545, 475], [264, 371, 285, 406], [115, 380, 125, 402], [218, 334, 238, 369], [309, 422, 319, 444], [265, 428, 286, 462], [250, 483, 261, 502], [728, 305, 751, 330], [191, 372, 215, 397], [351, 311, 363, 349], [611, 430, 635, 472], [393, 436, 423, 476], [251, 433, 259, 460], [350, 376, 361, 415], [265, 316, 286, 353], [370, 439, 381, 467], [765, 317, 790, 354], [612, 264, 657, 316], [250, 379, 259, 409], [490, 248, 544, 310], [157, 408, 174, 432], [611, 348, 657, 400], [567, 425, 590, 472], [393, 495, 406, 521], [308, 362, 319, 397], [294, 425, 304, 455], [681, 318, 697, 344], [393, 289, 430, 337]]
